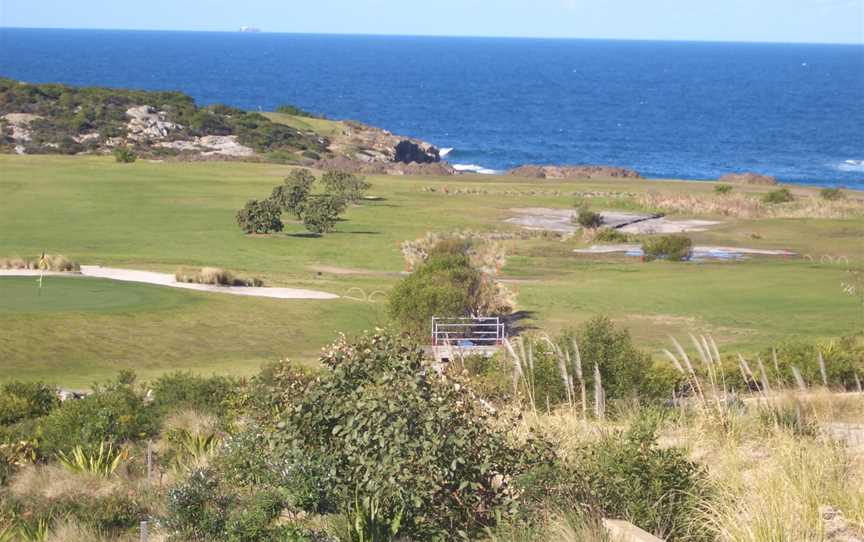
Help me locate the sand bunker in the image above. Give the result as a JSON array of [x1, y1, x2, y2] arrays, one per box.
[[505, 208, 721, 234], [0, 266, 339, 300]]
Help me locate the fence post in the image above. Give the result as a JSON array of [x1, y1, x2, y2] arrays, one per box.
[[140, 520, 149, 542], [146, 440, 153, 482]]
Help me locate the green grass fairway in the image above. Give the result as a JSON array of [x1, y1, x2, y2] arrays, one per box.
[[1, 154, 861, 385], [1, 276, 384, 387]]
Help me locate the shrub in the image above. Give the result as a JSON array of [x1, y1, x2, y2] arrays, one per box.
[[320, 171, 370, 204], [574, 208, 603, 229], [164, 467, 317, 542], [301, 195, 345, 235], [0, 382, 59, 426], [592, 228, 633, 243], [714, 184, 733, 194], [820, 187, 845, 201], [270, 169, 315, 219], [149, 372, 237, 416], [561, 316, 652, 402], [763, 188, 795, 204], [275, 104, 324, 119], [641, 235, 693, 261], [284, 331, 544, 539], [236, 199, 283, 234], [111, 146, 137, 163], [562, 416, 712, 540], [388, 248, 486, 337], [37, 380, 157, 456], [174, 267, 263, 287]]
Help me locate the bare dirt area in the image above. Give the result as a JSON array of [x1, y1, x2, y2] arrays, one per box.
[[309, 265, 402, 277], [504, 208, 721, 234], [0, 266, 339, 300]]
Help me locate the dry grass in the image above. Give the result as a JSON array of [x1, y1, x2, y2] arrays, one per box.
[[519, 388, 864, 542], [639, 190, 864, 219], [161, 409, 219, 435], [174, 266, 263, 287], [0, 253, 79, 271], [9, 463, 130, 500]]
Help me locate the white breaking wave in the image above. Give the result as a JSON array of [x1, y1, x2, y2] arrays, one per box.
[[837, 160, 864, 173], [439, 147, 454, 157], [452, 163, 498, 175]]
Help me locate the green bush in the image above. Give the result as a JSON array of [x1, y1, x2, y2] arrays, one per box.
[[593, 228, 634, 243], [270, 169, 315, 219], [320, 171, 370, 204], [575, 208, 603, 229], [820, 187, 845, 201], [275, 104, 325, 119], [760, 338, 863, 390], [112, 146, 137, 163], [388, 249, 483, 337], [165, 467, 323, 541], [714, 184, 733, 194], [0, 382, 59, 426], [763, 188, 795, 204], [561, 316, 652, 402], [37, 380, 158, 456], [641, 235, 693, 261], [150, 372, 237, 417], [561, 416, 712, 540], [300, 195, 345, 235], [236, 199, 284, 234], [285, 331, 543, 539]]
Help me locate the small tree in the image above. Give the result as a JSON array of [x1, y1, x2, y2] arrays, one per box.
[[320, 171, 370, 204], [236, 199, 284, 234], [270, 169, 315, 218], [112, 146, 137, 163], [301, 195, 346, 235], [575, 207, 603, 229], [641, 235, 693, 261], [763, 188, 795, 204]]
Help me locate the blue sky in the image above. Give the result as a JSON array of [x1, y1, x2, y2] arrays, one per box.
[[1, 0, 862, 43]]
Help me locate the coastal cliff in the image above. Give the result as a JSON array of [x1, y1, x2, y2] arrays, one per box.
[[0, 78, 443, 170]]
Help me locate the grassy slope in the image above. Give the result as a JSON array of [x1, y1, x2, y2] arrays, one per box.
[[1, 155, 861, 385]]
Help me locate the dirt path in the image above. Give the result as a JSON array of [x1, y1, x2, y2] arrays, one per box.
[[0, 266, 339, 300]]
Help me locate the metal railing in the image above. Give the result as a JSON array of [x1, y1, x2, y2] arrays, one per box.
[[431, 316, 505, 347]]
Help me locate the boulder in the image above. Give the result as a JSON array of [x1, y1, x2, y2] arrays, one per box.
[[395, 139, 440, 164], [719, 172, 778, 185], [509, 164, 642, 179]]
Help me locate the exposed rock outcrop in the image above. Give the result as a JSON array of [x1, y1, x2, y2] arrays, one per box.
[[326, 121, 441, 165], [156, 135, 255, 157], [508, 165, 643, 179], [2, 113, 42, 154], [125, 106, 182, 141], [719, 172, 778, 185]]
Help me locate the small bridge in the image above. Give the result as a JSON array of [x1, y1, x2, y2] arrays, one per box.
[[430, 316, 505, 362]]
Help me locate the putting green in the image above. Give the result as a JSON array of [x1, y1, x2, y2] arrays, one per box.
[[0, 276, 193, 315]]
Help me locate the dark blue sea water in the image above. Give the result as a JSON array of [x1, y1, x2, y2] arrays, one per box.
[[1, 28, 863, 187]]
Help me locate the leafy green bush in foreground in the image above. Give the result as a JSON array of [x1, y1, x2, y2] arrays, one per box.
[[285, 331, 546, 540], [763, 188, 795, 204]]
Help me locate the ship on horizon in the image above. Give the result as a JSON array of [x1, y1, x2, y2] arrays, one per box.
[[239, 26, 261, 33]]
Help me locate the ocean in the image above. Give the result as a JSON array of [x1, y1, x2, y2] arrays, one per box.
[[1, 28, 862, 188]]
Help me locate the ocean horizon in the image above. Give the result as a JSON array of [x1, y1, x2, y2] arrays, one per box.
[[1, 27, 862, 187]]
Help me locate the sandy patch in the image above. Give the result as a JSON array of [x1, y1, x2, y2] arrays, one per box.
[[505, 208, 721, 234], [0, 266, 338, 300]]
